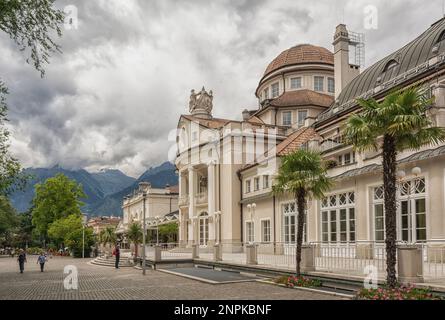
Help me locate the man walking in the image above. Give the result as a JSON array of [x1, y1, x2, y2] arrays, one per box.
[[112, 244, 120, 269], [37, 252, 47, 272], [17, 249, 27, 274]]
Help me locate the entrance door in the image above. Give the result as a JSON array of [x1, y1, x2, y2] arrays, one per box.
[[399, 198, 427, 243], [199, 212, 209, 247]]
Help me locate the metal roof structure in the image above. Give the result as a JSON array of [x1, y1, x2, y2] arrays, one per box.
[[318, 17, 445, 123], [333, 145, 445, 180]]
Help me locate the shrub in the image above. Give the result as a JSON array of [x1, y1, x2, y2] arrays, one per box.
[[275, 275, 322, 288], [357, 284, 444, 300]]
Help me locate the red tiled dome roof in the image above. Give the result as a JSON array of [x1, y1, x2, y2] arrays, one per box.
[[263, 44, 334, 77]]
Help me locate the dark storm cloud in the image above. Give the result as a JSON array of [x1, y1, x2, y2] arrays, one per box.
[[1, 0, 443, 177]]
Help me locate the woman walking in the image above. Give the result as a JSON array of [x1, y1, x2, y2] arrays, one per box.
[[37, 252, 47, 272]]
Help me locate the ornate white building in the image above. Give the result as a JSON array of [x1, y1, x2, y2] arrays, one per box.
[[121, 182, 179, 234], [175, 20, 445, 253]]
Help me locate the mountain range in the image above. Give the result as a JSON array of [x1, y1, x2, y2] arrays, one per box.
[[9, 162, 178, 217]]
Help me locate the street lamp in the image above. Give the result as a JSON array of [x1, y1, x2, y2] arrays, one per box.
[[82, 214, 88, 259], [142, 191, 147, 276], [155, 216, 160, 245]]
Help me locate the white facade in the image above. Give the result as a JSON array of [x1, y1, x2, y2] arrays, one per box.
[[175, 20, 445, 255], [122, 182, 179, 232]]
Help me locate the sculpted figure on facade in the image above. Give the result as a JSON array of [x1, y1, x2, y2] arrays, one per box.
[[189, 87, 213, 117]]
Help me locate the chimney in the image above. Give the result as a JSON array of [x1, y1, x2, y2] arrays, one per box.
[[333, 24, 360, 98], [242, 109, 250, 121]]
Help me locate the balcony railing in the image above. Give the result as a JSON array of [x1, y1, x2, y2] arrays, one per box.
[[320, 135, 346, 153]]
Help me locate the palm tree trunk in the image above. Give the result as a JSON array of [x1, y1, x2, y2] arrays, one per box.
[[134, 242, 138, 258], [383, 134, 398, 288], [296, 188, 306, 277]]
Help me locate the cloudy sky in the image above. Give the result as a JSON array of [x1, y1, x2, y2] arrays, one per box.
[[0, 0, 443, 177]]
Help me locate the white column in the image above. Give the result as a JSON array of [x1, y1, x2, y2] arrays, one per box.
[[188, 168, 197, 244], [208, 162, 215, 215]]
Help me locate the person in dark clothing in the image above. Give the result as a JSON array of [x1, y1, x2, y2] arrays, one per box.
[[17, 250, 27, 273], [112, 244, 120, 269], [37, 253, 47, 272]]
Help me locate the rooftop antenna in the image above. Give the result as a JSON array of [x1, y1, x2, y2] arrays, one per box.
[[348, 31, 366, 68]]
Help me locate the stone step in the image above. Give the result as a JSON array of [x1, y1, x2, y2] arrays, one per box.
[[90, 258, 135, 268]]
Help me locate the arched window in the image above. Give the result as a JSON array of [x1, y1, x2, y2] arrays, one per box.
[[383, 59, 399, 73], [199, 212, 209, 246], [179, 127, 188, 151], [437, 29, 445, 43]]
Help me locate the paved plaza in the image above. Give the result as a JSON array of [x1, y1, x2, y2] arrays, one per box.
[[0, 256, 342, 300]]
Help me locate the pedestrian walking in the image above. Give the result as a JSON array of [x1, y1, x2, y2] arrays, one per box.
[[37, 253, 47, 272], [17, 249, 27, 273], [112, 244, 120, 269]]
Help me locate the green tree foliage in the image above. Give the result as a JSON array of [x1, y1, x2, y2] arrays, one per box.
[[65, 227, 94, 258], [0, 82, 28, 196], [10, 208, 38, 248], [345, 87, 445, 288], [99, 226, 117, 252], [159, 222, 178, 243], [273, 149, 332, 276], [48, 213, 81, 245], [31, 174, 86, 239], [0, 1, 64, 195], [127, 222, 142, 257], [0, 195, 18, 245], [0, 0, 64, 77]]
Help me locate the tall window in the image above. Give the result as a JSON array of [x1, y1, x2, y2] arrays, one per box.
[[261, 220, 271, 242], [282, 111, 292, 126], [199, 212, 209, 246], [328, 77, 335, 93], [314, 76, 324, 92], [245, 180, 251, 193], [263, 175, 269, 189], [297, 110, 308, 128], [373, 177, 427, 243], [338, 152, 356, 166], [246, 221, 254, 243], [290, 77, 302, 89], [271, 83, 280, 98], [321, 192, 356, 243], [283, 202, 307, 244], [263, 88, 269, 100], [254, 177, 260, 191], [373, 186, 385, 241]]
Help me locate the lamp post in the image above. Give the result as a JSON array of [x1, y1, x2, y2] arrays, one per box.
[[142, 191, 147, 275], [82, 214, 88, 259], [155, 216, 160, 245]]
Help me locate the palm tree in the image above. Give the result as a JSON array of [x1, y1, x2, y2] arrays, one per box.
[[127, 222, 143, 258], [345, 87, 445, 288], [99, 227, 117, 255], [273, 149, 332, 276]]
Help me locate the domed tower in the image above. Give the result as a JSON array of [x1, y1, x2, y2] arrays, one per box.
[[252, 44, 335, 130]]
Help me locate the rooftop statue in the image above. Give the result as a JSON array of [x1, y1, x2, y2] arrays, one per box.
[[189, 87, 213, 117]]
